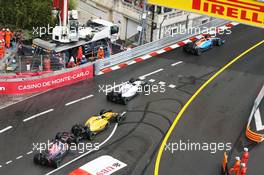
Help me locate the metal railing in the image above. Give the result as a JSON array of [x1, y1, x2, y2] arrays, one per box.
[[94, 18, 229, 75]]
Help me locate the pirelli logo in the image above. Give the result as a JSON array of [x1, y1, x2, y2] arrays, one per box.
[[192, 0, 264, 24]]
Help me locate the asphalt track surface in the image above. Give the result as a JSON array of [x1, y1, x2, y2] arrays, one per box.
[[0, 24, 264, 175]]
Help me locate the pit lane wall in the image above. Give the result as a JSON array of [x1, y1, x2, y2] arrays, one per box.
[[0, 63, 93, 94]]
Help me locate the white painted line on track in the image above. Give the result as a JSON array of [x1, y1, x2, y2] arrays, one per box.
[[158, 81, 166, 85], [168, 84, 176, 88], [138, 76, 145, 80], [23, 109, 54, 122], [5, 161, 12, 165], [65, 95, 94, 106], [148, 79, 156, 83], [0, 126, 13, 134], [45, 123, 118, 175], [171, 61, 183, 67], [26, 151, 33, 155], [16, 156, 23, 160], [139, 68, 164, 79]]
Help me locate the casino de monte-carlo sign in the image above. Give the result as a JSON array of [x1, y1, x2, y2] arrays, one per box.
[[148, 0, 264, 28]]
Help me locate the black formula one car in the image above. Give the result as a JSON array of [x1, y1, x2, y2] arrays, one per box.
[[55, 132, 80, 145], [183, 35, 225, 55], [33, 140, 69, 168], [34, 132, 79, 168], [107, 78, 151, 105]]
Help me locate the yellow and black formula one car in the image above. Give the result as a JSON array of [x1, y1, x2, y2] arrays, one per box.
[[71, 109, 126, 140]]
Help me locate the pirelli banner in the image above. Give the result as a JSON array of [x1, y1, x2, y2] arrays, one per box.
[[148, 0, 264, 28]]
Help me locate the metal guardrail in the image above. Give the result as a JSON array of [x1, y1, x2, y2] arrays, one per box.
[[94, 18, 229, 75]]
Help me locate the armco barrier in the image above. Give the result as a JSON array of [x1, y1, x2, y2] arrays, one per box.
[[246, 85, 264, 143], [0, 63, 93, 94], [94, 18, 230, 75]]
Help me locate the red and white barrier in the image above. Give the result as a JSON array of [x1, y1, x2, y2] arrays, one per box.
[[0, 64, 93, 94], [98, 22, 239, 75]]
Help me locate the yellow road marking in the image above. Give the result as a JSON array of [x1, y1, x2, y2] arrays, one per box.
[[154, 40, 264, 175]]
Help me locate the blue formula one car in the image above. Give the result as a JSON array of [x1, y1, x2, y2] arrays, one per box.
[[183, 35, 225, 55]]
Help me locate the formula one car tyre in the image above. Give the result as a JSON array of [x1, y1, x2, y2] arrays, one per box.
[[71, 125, 83, 137], [183, 43, 191, 53], [123, 97, 128, 105], [87, 131, 96, 141], [51, 159, 60, 168], [196, 48, 202, 56], [100, 109, 112, 115], [74, 137, 80, 145], [217, 39, 223, 46], [34, 153, 46, 165], [116, 113, 126, 123]]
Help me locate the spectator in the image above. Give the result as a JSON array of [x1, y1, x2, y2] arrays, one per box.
[[0, 40, 4, 59], [26, 61, 31, 71], [120, 41, 127, 51], [80, 55, 87, 65], [76, 46, 83, 65], [58, 56, 65, 69], [67, 56, 76, 68], [5, 28, 13, 48], [15, 29, 23, 44], [97, 46, 105, 59], [126, 45, 132, 51]]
